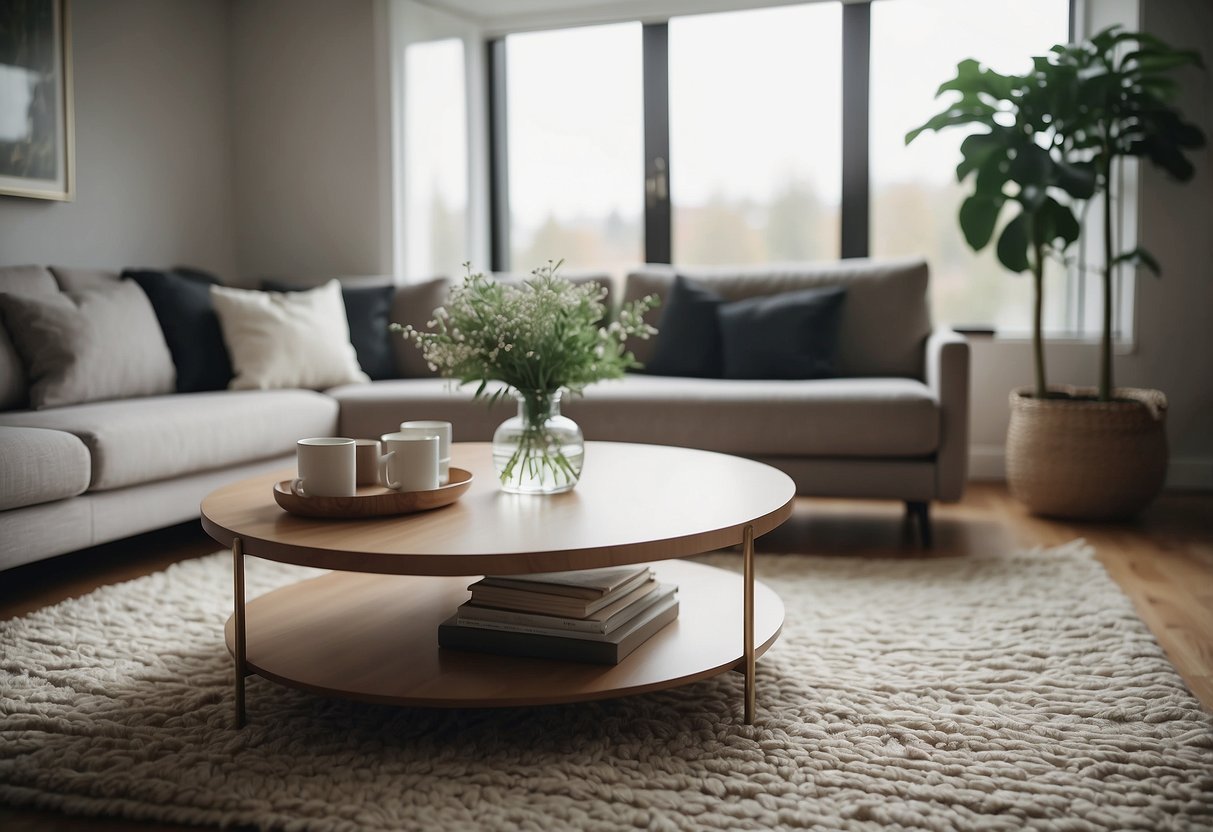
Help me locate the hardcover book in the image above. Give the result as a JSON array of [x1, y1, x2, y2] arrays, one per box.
[[438, 594, 679, 665], [456, 582, 676, 638], [468, 570, 655, 618], [473, 564, 653, 599]]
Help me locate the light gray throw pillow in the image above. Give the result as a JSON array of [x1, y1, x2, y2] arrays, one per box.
[[0, 282, 176, 409]]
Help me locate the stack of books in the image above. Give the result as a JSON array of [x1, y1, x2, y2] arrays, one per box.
[[438, 564, 678, 665]]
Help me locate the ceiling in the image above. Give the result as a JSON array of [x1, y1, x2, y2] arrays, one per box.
[[422, 0, 638, 20], [415, 0, 819, 33], [429, 0, 616, 15]]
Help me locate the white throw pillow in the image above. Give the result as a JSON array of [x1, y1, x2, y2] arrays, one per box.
[[210, 280, 370, 390]]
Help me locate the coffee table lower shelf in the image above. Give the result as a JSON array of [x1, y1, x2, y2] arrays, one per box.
[[224, 559, 784, 710]]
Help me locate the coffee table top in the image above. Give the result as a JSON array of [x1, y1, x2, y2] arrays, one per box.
[[201, 442, 795, 575]]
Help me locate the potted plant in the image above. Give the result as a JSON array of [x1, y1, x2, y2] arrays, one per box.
[[909, 26, 1205, 519]]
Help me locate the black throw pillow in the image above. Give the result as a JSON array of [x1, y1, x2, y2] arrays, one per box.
[[171, 266, 222, 284], [645, 275, 725, 378], [262, 280, 397, 381], [122, 268, 234, 392], [718, 285, 847, 380]]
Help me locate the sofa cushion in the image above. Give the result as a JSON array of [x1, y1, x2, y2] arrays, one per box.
[[0, 265, 62, 411], [0, 426, 91, 510], [0, 280, 177, 409], [211, 281, 370, 391], [573, 375, 939, 457], [719, 285, 847, 380], [623, 259, 931, 379], [0, 389, 338, 491], [331, 375, 939, 459], [124, 268, 235, 393]]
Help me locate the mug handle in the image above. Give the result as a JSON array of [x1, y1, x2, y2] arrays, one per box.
[[290, 477, 308, 498], [379, 451, 400, 490]]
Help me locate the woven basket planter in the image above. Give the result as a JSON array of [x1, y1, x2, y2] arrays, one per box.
[[1005, 386, 1168, 520]]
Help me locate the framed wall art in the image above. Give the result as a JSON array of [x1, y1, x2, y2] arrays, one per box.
[[0, 0, 74, 200]]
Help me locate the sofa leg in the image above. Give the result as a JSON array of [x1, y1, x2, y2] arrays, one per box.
[[905, 501, 933, 548]]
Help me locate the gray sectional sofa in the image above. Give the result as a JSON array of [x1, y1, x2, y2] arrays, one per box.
[[0, 258, 968, 570]]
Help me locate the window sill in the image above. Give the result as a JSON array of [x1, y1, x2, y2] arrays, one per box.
[[959, 330, 1138, 356]]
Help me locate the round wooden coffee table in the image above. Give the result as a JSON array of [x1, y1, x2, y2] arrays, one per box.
[[201, 442, 796, 727]]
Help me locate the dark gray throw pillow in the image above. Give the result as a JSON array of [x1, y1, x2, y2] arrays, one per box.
[[718, 286, 847, 380], [0, 281, 178, 408], [262, 280, 397, 381], [123, 268, 234, 393], [645, 275, 724, 378]]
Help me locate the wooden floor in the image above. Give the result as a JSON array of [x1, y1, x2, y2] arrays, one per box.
[[1, 482, 1210, 832]]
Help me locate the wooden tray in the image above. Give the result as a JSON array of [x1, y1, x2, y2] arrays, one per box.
[[272, 468, 473, 519]]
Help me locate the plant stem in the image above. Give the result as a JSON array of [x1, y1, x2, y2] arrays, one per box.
[[1100, 152, 1114, 402], [498, 391, 577, 490], [1032, 241, 1047, 399]]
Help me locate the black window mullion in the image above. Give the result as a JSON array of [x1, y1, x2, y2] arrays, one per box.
[[643, 23, 672, 265], [841, 1, 871, 260], [487, 38, 510, 273]]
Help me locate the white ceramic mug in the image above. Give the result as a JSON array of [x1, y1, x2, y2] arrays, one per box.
[[399, 420, 453, 484], [291, 437, 356, 498], [378, 432, 440, 492]]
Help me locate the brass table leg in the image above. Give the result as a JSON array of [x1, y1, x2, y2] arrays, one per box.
[[232, 536, 247, 729], [743, 523, 755, 724]]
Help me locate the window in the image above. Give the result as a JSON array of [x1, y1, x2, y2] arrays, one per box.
[[669, 4, 842, 265], [505, 23, 644, 279], [869, 0, 1071, 332], [403, 38, 468, 280], [471, 1, 1099, 335]]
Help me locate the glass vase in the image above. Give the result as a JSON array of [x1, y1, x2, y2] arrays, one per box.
[[492, 390, 584, 494]]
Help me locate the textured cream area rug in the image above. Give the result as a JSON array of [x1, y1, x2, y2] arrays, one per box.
[[2, 541, 1212, 832]]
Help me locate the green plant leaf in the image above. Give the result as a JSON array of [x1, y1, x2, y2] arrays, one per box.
[[955, 132, 1004, 180], [996, 213, 1031, 273], [1090, 25, 1142, 53], [1012, 142, 1057, 186], [1037, 196, 1081, 248], [973, 153, 1010, 197], [1054, 159, 1097, 199], [1125, 48, 1204, 74], [1134, 135, 1197, 180], [905, 104, 996, 144], [959, 194, 1005, 250], [1112, 246, 1162, 275], [937, 59, 1017, 100]]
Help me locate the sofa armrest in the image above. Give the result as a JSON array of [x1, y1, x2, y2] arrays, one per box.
[[926, 328, 970, 502]]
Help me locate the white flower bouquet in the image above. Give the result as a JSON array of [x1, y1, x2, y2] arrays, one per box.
[[393, 261, 658, 492]]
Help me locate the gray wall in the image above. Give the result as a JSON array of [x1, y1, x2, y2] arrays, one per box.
[[1136, 0, 1213, 487], [229, 0, 391, 283], [0, 0, 237, 279]]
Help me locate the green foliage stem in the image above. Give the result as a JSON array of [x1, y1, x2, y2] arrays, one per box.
[[1045, 27, 1204, 400]]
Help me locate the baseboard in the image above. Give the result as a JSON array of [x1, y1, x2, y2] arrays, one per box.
[[1166, 458, 1213, 491], [966, 446, 1213, 491], [967, 445, 1007, 482]]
